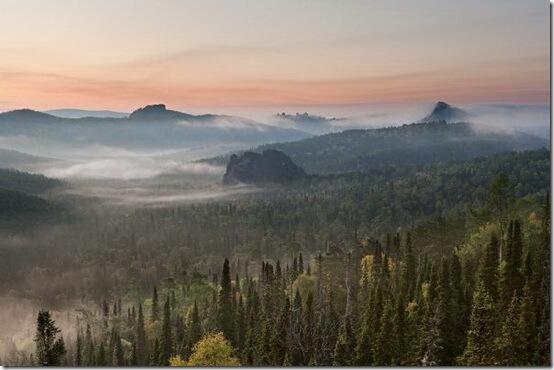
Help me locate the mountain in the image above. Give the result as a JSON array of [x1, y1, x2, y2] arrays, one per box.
[[0, 188, 54, 219], [419, 101, 469, 123], [129, 104, 196, 121], [0, 109, 60, 123], [0, 105, 311, 155], [45, 109, 128, 119], [0, 148, 54, 169], [206, 120, 549, 174], [223, 149, 307, 185]]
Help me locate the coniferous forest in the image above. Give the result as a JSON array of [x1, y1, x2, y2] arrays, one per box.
[[2, 147, 549, 367], [0, 1, 551, 367]]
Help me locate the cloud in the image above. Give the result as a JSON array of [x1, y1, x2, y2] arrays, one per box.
[[41, 156, 224, 180]]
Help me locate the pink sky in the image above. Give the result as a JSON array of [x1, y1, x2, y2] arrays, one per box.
[[0, 0, 549, 112]]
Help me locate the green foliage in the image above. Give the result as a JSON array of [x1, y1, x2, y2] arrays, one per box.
[[34, 311, 66, 366], [459, 282, 497, 365]]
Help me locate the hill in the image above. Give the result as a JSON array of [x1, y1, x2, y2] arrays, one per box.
[[223, 149, 307, 185], [247, 120, 548, 174], [0, 188, 54, 218], [0, 148, 54, 169], [0, 168, 63, 194], [419, 101, 469, 123], [0, 105, 311, 155]]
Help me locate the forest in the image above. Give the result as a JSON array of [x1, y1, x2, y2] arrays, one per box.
[[0, 147, 550, 366]]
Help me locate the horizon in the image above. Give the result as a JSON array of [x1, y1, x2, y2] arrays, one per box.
[[0, 0, 549, 115]]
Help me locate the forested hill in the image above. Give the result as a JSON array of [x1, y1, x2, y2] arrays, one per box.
[[18, 149, 550, 367], [0, 169, 64, 226], [203, 121, 548, 174], [0, 168, 62, 194]]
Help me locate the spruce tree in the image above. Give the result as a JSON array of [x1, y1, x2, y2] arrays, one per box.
[[187, 300, 202, 355], [374, 299, 395, 365], [102, 299, 109, 328], [333, 314, 355, 365], [392, 295, 407, 364], [518, 280, 537, 365], [84, 323, 94, 366], [217, 258, 235, 343], [479, 234, 500, 299], [495, 294, 524, 365], [459, 281, 497, 365], [289, 289, 304, 365], [302, 291, 315, 364], [74, 329, 82, 366], [401, 232, 416, 300], [130, 339, 138, 366], [270, 297, 290, 364], [151, 286, 159, 321], [34, 310, 66, 366], [113, 333, 124, 366], [135, 303, 146, 365], [96, 341, 106, 366], [159, 296, 173, 365], [150, 338, 160, 366], [236, 295, 246, 352]]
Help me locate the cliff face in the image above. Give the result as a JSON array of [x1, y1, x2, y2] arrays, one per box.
[[223, 149, 307, 185]]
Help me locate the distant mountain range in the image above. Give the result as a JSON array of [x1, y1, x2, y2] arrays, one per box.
[[204, 118, 548, 174], [0, 104, 311, 155]]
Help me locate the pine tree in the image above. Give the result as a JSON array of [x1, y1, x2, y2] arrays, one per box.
[[113, 333, 124, 366], [501, 220, 524, 306], [434, 257, 453, 364], [479, 234, 500, 299], [235, 295, 246, 352], [159, 296, 173, 365], [333, 314, 356, 365], [519, 280, 537, 365], [150, 338, 160, 366], [303, 291, 315, 363], [374, 299, 395, 365], [136, 303, 146, 365], [130, 339, 138, 366], [270, 297, 290, 364], [495, 294, 524, 365], [450, 252, 468, 359], [392, 295, 407, 364], [84, 323, 94, 366], [217, 259, 235, 343], [186, 300, 202, 356], [289, 289, 304, 365], [151, 286, 159, 321], [459, 281, 497, 365], [102, 299, 109, 328], [96, 341, 106, 366], [34, 310, 66, 366], [74, 329, 82, 366], [401, 232, 416, 300]]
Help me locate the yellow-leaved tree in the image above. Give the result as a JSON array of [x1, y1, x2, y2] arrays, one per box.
[[170, 332, 240, 367]]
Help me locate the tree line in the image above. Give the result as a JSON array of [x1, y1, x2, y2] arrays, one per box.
[[31, 196, 550, 366]]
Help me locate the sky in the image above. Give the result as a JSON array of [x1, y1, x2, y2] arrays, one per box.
[[0, 0, 550, 114]]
